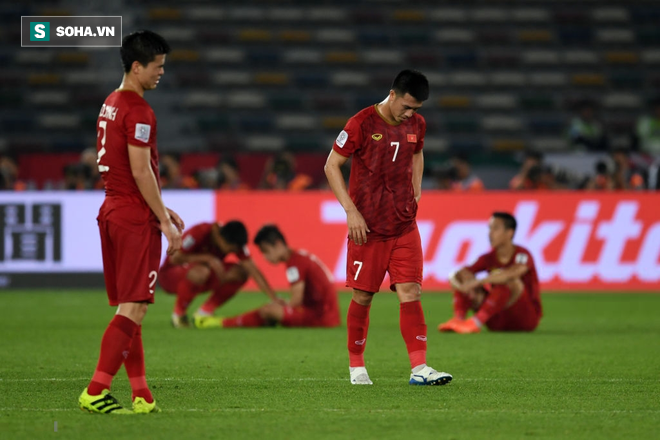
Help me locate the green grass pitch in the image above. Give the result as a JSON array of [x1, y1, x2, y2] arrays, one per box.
[[0, 290, 658, 439]]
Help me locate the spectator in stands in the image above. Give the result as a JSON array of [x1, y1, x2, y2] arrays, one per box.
[[509, 150, 544, 190], [434, 165, 457, 190], [450, 153, 484, 191], [260, 152, 312, 191], [585, 160, 615, 191], [635, 98, 660, 156], [611, 148, 646, 190], [568, 99, 608, 152], [79, 148, 103, 189], [160, 153, 196, 189], [0, 155, 26, 191], [217, 156, 249, 190]]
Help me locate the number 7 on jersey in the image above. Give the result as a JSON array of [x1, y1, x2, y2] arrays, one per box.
[[391, 142, 399, 162], [353, 261, 363, 280]]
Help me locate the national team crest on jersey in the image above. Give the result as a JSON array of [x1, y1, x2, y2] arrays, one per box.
[[371, 133, 383, 141], [407, 134, 417, 143], [135, 123, 151, 143]]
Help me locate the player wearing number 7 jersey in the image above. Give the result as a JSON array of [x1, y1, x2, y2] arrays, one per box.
[[325, 70, 452, 386], [79, 30, 184, 415]]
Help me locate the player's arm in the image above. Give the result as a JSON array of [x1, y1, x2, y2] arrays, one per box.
[[471, 264, 529, 287], [324, 150, 370, 245], [412, 150, 424, 203], [240, 258, 283, 304], [288, 281, 305, 308], [170, 251, 219, 266], [128, 144, 181, 254], [448, 268, 477, 291]]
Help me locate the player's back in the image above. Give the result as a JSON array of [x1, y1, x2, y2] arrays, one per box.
[[335, 105, 426, 240], [97, 90, 159, 225], [292, 250, 339, 321]]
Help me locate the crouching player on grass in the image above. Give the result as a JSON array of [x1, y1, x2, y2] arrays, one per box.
[[439, 212, 543, 333], [219, 224, 341, 328]]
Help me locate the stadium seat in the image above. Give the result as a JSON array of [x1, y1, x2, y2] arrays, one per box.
[[571, 73, 607, 86], [321, 116, 349, 130], [205, 48, 245, 64], [529, 72, 567, 87], [307, 7, 346, 22], [642, 50, 660, 64], [169, 49, 200, 62], [197, 116, 230, 133], [490, 72, 526, 87], [176, 72, 210, 86], [0, 91, 23, 107], [421, 136, 448, 152], [511, 8, 550, 22], [28, 73, 60, 86], [325, 51, 358, 64], [398, 29, 430, 45], [276, 115, 317, 130], [182, 92, 223, 108], [158, 27, 195, 42], [198, 30, 231, 43], [630, 6, 660, 24], [2, 115, 33, 133], [148, 8, 182, 20], [605, 51, 639, 64], [610, 72, 643, 89], [238, 114, 274, 131], [522, 50, 559, 65], [185, 6, 225, 21], [449, 139, 483, 152], [554, 9, 589, 25], [330, 71, 369, 87], [592, 7, 630, 23], [596, 29, 635, 44], [434, 29, 475, 44], [478, 30, 511, 45], [528, 117, 565, 134], [438, 95, 471, 109], [450, 72, 487, 87], [279, 30, 311, 43], [247, 50, 280, 65], [230, 8, 266, 21], [295, 72, 329, 88], [226, 91, 266, 108], [286, 136, 323, 152], [38, 114, 81, 129], [531, 138, 568, 151], [316, 29, 355, 44], [445, 51, 478, 68], [484, 52, 519, 68], [603, 93, 642, 110], [392, 10, 425, 22], [637, 28, 660, 46], [351, 9, 384, 24], [558, 27, 592, 45], [476, 94, 517, 110], [518, 30, 554, 43], [283, 49, 322, 64], [245, 135, 284, 151], [429, 8, 467, 23], [492, 139, 526, 151], [239, 29, 272, 42], [269, 8, 305, 22], [472, 8, 508, 22], [15, 51, 54, 64], [482, 115, 523, 132], [362, 50, 404, 64], [445, 116, 480, 133], [254, 73, 289, 86], [407, 51, 440, 67], [563, 50, 599, 65], [211, 71, 251, 85]]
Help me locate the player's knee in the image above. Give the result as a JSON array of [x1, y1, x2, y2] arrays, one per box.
[[506, 278, 524, 298], [396, 283, 421, 303], [226, 264, 248, 285], [352, 289, 374, 306], [187, 265, 211, 285]]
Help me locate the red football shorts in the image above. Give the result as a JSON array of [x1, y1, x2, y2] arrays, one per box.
[[485, 290, 541, 332], [281, 306, 340, 328], [99, 219, 161, 306], [346, 225, 423, 293]]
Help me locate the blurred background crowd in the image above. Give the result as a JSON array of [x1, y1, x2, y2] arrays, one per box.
[[2, 0, 660, 191]]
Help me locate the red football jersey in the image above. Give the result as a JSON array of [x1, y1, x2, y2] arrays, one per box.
[[96, 90, 160, 231], [333, 105, 426, 241], [162, 222, 250, 267], [286, 249, 339, 322], [466, 245, 542, 316]]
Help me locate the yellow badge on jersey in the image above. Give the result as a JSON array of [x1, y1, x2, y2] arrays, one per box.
[[371, 133, 383, 141]]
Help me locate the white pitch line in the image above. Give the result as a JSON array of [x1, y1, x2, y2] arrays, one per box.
[[0, 377, 657, 383], [0, 407, 658, 415]]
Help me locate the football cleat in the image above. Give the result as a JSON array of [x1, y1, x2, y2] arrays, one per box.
[[171, 314, 190, 329], [452, 318, 481, 334], [133, 396, 161, 414], [409, 366, 453, 386], [349, 366, 373, 385], [79, 388, 133, 414], [438, 317, 463, 332], [192, 313, 223, 329]]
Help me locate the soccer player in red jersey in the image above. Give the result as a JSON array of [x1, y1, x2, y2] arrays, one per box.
[[439, 212, 543, 334], [220, 225, 341, 328], [324, 70, 452, 386], [159, 220, 283, 328], [79, 30, 184, 414]]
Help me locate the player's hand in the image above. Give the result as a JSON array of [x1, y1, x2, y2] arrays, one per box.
[[346, 208, 370, 245], [461, 279, 481, 293], [206, 257, 225, 281], [272, 296, 287, 306], [161, 220, 182, 256], [166, 207, 185, 232]]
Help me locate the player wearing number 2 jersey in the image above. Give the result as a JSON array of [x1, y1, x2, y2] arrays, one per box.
[[324, 70, 452, 386], [79, 30, 184, 415]]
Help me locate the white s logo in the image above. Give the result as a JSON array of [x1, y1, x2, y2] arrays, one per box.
[[35, 24, 46, 39]]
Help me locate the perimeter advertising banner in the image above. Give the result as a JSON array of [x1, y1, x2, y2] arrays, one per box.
[[0, 191, 658, 291]]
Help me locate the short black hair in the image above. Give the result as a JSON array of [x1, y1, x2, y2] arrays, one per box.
[[492, 212, 517, 232], [391, 69, 429, 102], [121, 30, 171, 73], [254, 224, 287, 246], [219, 220, 248, 247]]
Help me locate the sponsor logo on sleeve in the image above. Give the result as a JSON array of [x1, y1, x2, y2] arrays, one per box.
[[515, 253, 529, 264], [135, 123, 151, 143], [182, 236, 195, 250], [336, 130, 348, 148], [286, 266, 300, 283]]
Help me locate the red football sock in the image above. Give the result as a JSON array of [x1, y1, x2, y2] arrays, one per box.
[[88, 315, 138, 395], [198, 279, 243, 315], [124, 326, 153, 403], [400, 301, 427, 369], [173, 278, 200, 317], [453, 289, 471, 320], [474, 285, 512, 325], [347, 300, 370, 368], [222, 309, 265, 327]]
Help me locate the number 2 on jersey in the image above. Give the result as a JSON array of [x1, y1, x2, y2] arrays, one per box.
[[391, 142, 399, 162], [97, 120, 110, 173]]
